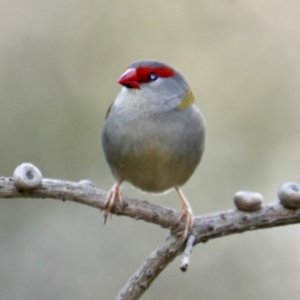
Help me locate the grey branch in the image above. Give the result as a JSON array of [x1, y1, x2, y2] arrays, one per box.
[[116, 235, 186, 300], [180, 234, 196, 271], [1, 172, 300, 300]]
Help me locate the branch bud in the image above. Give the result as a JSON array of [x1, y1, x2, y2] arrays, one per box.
[[234, 191, 263, 212], [278, 182, 300, 209], [13, 163, 42, 190]]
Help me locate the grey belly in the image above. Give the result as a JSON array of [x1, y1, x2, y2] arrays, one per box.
[[102, 107, 205, 192]]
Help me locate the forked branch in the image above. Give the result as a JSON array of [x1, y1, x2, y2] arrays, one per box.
[[1, 163, 300, 300]]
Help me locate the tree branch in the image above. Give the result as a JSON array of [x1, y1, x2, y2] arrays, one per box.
[[116, 235, 186, 300], [0, 176, 178, 229], [1, 164, 300, 300]]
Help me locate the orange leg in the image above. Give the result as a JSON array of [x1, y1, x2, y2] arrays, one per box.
[[103, 181, 123, 224], [175, 187, 194, 239]]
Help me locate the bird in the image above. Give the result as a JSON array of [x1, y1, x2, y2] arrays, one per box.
[[101, 60, 205, 238]]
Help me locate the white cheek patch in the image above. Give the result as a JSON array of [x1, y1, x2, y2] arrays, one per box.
[[114, 88, 139, 107]]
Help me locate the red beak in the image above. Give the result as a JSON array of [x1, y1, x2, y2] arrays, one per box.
[[117, 68, 140, 89]]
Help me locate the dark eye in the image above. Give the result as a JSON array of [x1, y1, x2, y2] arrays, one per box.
[[149, 72, 158, 81]]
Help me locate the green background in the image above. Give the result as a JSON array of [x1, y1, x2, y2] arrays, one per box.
[[1, 1, 300, 299]]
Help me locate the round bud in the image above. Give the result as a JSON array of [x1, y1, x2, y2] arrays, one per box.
[[278, 182, 300, 209], [13, 163, 42, 190], [78, 179, 94, 188], [234, 191, 263, 212]]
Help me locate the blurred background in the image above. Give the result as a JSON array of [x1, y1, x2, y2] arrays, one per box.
[[1, 0, 300, 299]]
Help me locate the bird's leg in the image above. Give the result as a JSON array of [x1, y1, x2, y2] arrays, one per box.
[[175, 187, 194, 239], [103, 181, 123, 224]]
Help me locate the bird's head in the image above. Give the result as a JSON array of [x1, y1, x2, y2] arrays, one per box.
[[117, 60, 195, 112]]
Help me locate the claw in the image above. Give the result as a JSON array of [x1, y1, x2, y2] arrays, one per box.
[[103, 181, 123, 224], [175, 187, 194, 239]]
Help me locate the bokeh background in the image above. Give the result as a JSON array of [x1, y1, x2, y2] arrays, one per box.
[[1, 1, 300, 299]]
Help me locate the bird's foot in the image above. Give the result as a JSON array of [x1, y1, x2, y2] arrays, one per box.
[[175, 187, 194, 239], [103, 182, 123, 224], [177, 205, 194, 240]]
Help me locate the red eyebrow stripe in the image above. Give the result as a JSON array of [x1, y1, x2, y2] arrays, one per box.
[[135, 67, 175, 83]]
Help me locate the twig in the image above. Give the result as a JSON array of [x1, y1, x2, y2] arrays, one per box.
[[180, 234, 196, 272], [116, 235, 186, 300]]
